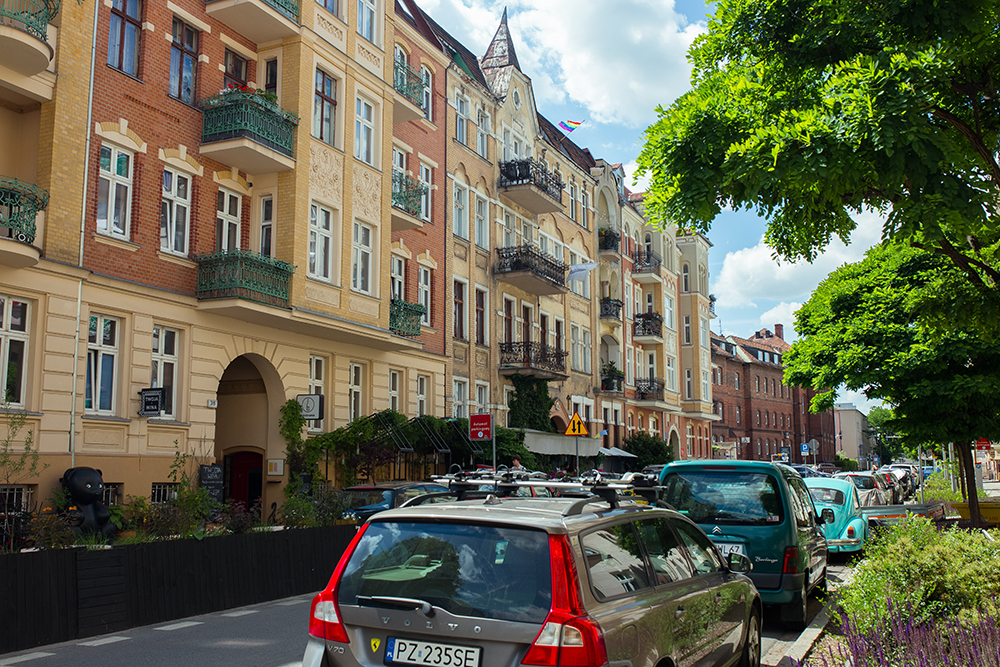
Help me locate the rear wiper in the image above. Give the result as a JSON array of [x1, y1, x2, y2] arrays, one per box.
[[357, 595, 435, 616]]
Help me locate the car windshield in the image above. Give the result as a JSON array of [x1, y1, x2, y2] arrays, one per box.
[[661, 471, 785, 524], [846, 475, 876, 490], [808, 487, 845, 505], [338, 521, 551, 623], [346, 489, 394, 510]]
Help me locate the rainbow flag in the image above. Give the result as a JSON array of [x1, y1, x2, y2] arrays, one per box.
[[559, 120, 582, 133]]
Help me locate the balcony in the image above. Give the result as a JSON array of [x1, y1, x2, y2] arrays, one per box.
[[497, 159, 563, 214], [390, 170, 427, 231], [389, 298, 426, 337], [205, 0, 298, 45], [635, 377, 666, 402], [200, 88, 298, 175], [598, 228, 619, 254], [494, 245, 567, 295], [196, 250, 294, 310], [392, 59, 424, 124], [599, 371, 624, 393], [600, 298, 623, 330], [633, 311, 664, 343], [0, 0, 57, 77], [0, 176, 45, 267], [632, 249, 663, 284], [498, 341, 567, 380]]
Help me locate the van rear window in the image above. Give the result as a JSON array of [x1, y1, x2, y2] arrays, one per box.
[[661, 471, 785, 524], [337, 522, 551, 623]]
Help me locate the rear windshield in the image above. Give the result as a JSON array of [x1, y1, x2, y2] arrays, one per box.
[[808, 487, 845, 505], [661, 471, 785, 524], [346, 489, 393, 511], [338, 521, 551, 623], [846, 475, 876, 490]]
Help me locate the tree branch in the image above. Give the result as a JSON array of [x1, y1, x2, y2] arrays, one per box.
[[930, 107, 1000, 189]]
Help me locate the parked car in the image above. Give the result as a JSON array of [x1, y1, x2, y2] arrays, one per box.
[[787, 464, 829, 478], [341, 481, 449, 521], [889, 463, 922, 490], [659, 460, 832, 629], [880, 466, 915, 498], [834, 472, 889, 506], [804, 478, 868, 555], [305, 481, 763, 667], [875, 471, 902, 504]]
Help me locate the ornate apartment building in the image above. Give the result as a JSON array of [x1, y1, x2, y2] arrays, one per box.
[[0, 0, 719, 511]]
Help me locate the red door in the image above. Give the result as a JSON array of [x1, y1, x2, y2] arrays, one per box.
[[227, 451, 263, 510]]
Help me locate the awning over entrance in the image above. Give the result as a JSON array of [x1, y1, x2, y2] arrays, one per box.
[[523, 429, 601, 457], [598, 446, 637, 458]]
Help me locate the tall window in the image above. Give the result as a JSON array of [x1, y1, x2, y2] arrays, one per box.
[[0, 298, 29, 405], [97, 144, 132, 239], [702, 371, 710, 399], [217, 189, 241, 251], [357, 0, 375, 41], [169, 18, 198, 104], [582, 329, 592, 373], [264, 58, 278, 96], [682, 264, 690, 292], [665, 355, 676, 390], [474, 195, 488, 248], [453, 183, 468, 238], [309, 203, 333, 280], [419, 164, 432, 220], [570, 324, 580, 371], [388, 369, 400, 412], [683, 315, 691, 345], [421, 66, 432, 121], [260, 196, 273, 257], [475, 288, 486, 345], [455, 94, 469, 144], [416, 374, 428, 415], [349, 363, 364, 421], [418, 267, 431, 326], [734, 373, 740, 390], [86, 314, 118, 414], [453, 280, 465, 339], [160, 169, 189, 255], [476, 110, 489, 158], [452, 379, 467, 418], [151, 325, 177, 418], [318, 0, 337, 16], [314, 70, 337, 145], [685, 369, 692, 399], [354, 96, 375, 164], [309, 355, 324, 431], [223, 49, 247, 88], [626, 347, 633, 385], [664, 294, 675, 329], [390, 256, 405, 299], [108, 0, 141, 76], [581, 191, 589, 229], [701, 317, 709, 347], [568, 183, 577, 220], [352, 222, 373, 294], [735, 405, 741, 425]]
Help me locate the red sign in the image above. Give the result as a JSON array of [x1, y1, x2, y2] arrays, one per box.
[[976, 438, 992, 451], [469, 413, 493, 441]]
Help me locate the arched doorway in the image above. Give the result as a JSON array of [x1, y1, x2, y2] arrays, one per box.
[[669, 429, 680, 460]]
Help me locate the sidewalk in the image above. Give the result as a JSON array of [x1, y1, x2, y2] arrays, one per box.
[[983, 479, 1000, 497]]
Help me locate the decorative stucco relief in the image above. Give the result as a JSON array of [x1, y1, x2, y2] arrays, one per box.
[[352, 166, 381, 223], [309, 142, 343, 206]]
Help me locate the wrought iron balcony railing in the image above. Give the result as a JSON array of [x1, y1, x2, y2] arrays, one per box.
[[635, 377, 665, 401], [262, 0, 298, 21], [201, 91, 298, 158], [495, 245, 567, 288], [633, 249, 662, 273], [710, 294, 717, 315], [601, 372, 624, 392], [634, 311, 664, 338], [497, 159, 563, 202], [196, 249, 294, 308], [1, 0, 59, 43], [0, 176, 48, 245], [598, 229, 620, 252], [393, 59, 424, 108], [600, 298, 623, 319], [391, 170, 427, 218], [499, 341, 567, 374], [389, 297, 426, 337]]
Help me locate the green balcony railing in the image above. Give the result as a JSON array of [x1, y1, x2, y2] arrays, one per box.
[[196, 249, 295, 308], [262, 0, 298, 22], [393, 59, 424, 109], [1, 0, 59, 43], [391, 170, 427, 218], [200, 91, 298, 158], [0, 176, 48, 245], [389, 297, 426, 337]]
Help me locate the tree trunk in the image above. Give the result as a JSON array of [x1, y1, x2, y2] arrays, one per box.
[[959, 441, 981, 528]]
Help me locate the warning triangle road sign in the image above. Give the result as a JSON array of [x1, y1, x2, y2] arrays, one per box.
[[565, 412, 588, 437]]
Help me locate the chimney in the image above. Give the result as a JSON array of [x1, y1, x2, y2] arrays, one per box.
[[775, 323, 784, 340]]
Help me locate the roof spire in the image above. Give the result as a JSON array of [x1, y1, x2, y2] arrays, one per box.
[[481, 7, 520, 72]]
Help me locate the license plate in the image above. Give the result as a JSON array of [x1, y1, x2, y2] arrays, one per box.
[[384, 638, 482, 667], [713, 541, 746, 557]]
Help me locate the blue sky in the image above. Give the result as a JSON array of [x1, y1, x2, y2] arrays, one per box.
[[416, 0, 884, 413]]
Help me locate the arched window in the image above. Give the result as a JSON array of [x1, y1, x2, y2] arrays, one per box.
[[682, 264, 690, 292], [421, 66, 432, 121], [644, 233, 653, 256]]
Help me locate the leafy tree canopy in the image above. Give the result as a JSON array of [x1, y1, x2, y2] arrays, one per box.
[[637, 0, 1000, 300], [621, 432, 674, 471]]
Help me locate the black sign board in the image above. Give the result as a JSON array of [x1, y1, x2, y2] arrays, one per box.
[[200, 464, 224, 504], [139, 387, 164, 417]]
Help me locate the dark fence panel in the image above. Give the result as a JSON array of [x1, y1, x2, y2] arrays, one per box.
[[0, 525, 355, 655]]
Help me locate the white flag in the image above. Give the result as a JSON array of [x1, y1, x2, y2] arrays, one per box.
[[566, 262, 599, 283]]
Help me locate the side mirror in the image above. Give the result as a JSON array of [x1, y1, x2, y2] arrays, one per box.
[[820, 508, 835, 525], [728, 552, 752, 574]]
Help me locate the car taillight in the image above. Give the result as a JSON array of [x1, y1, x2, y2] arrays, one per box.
[[847, 525, 855, 538], [309, 523, 370, 643], [782, 546, 799, 574], [521, 535, 607, 667]]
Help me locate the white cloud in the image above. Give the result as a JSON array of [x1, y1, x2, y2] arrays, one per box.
[[623, 161, 652, 193], [712, 209, 886, 309], [758, 302, 802, 339]]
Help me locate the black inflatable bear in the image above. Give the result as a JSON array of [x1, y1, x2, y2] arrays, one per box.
[[61, 467, 117, 538]]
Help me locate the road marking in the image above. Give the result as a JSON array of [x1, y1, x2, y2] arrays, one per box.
[[79, 636, 131, 646], [0, 653, 56, 665], [222, 610, 259, 617], [155, 621, 204, 631], [275, 599, 307, 606]]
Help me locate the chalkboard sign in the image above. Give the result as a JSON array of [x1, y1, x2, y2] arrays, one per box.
[[199, 464, 224, 504], [139, 387, 164, 417]]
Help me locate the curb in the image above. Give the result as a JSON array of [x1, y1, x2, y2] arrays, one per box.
[[769, 604, 833, 667]]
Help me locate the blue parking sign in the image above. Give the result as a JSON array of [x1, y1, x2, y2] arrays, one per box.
[[800, 442, 809, 455]]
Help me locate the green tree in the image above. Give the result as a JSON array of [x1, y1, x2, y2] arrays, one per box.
[[621, 432, 674, 472], [637, 0, 1000, 309], [507, 375, 555, 432], [784, 244, 1000, 526]]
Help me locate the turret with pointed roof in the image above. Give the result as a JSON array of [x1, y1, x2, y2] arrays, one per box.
[[480, 8, 521, 99]]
